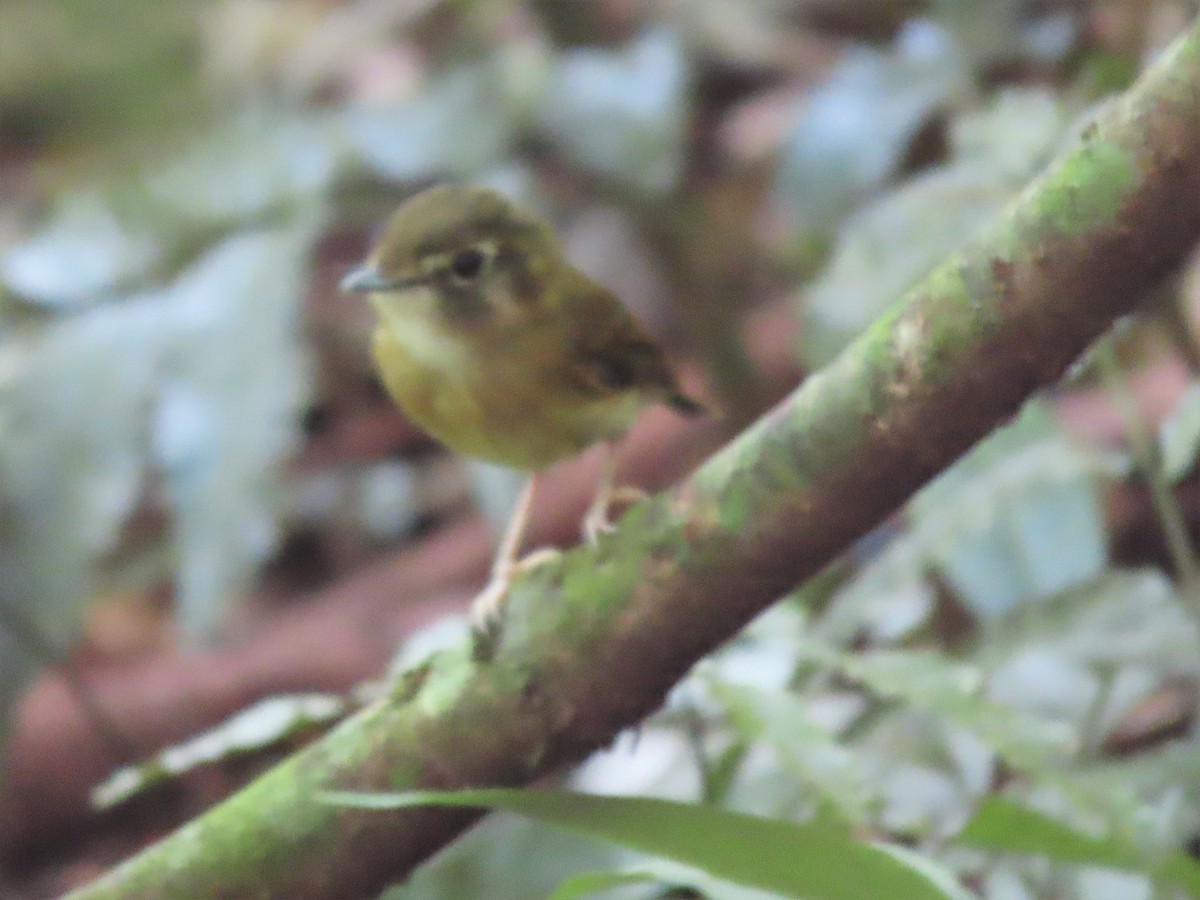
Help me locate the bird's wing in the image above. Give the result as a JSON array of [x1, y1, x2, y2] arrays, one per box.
[[558, 272, 704, 415]]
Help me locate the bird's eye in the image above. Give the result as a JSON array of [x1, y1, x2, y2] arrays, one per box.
[[449, 248, 486, 281]]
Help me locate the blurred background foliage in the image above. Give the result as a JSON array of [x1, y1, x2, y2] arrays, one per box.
[[3, 0, 1200, 898]]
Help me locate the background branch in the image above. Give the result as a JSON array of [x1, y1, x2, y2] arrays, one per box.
[[70, 15, 1200, 900]]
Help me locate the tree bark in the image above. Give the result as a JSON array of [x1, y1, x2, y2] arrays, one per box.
[[70, 16, 1200, 900]]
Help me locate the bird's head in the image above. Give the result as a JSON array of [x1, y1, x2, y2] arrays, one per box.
[[340, 185, 562, 327]]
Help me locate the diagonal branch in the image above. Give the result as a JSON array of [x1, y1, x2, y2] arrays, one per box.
[[71, 16, 1200, 900]]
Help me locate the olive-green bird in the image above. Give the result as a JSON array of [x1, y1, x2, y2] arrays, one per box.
[[341, 185, 703, 630]]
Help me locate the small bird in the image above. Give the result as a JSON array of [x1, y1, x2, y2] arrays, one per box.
[[341, 184, 703, 633]]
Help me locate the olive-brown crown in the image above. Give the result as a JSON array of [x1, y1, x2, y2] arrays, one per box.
[[367, 184, 559, 289]]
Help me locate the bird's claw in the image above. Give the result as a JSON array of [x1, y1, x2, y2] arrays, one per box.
[[469, 578, 509, 636], [582, 485, 648, 545], [515, 547, 562, 571], [469, 547, 562, 657]]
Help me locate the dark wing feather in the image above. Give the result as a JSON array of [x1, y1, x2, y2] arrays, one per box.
[[559, 271, 705, 416]]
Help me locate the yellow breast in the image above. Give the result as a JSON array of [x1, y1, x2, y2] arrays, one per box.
[[370, 309, 642, 471]]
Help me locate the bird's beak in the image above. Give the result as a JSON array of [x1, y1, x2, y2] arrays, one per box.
[[339, 265, 395, 294]]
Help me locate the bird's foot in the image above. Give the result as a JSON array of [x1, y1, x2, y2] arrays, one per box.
[[515, 546, 562, 571], [469, 547, 562, 655], [469, 576, 510, 639], [582, 485, 648, 545]]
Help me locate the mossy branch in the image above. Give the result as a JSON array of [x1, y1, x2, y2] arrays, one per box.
[[71, 16, 1200, 900]]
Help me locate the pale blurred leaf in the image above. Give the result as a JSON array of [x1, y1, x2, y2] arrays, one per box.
[[356, 460, 419, 540], [950, 89, 1071, 177], [466, 459, 529, 539], [876, 760, 967, 836], [979, 867, 1037, 900], [93, 693, 346, 809], [980, 569, 1196, 673], [775, 19, 968, 236], [0, 217, 314, 739], [802, 645, 1076, 770], [986, 651, 1099, 732], [4, 112, 341, 307], [342, 62, 522, 183], [537, 29, 688, 194], [696, 604, 807, 694], [932, 0, 1077, 69], [1064, 741, 1200, 830], [909, 402, 1118, 618], [1072, 869, 1152, 900], [809, 535, 934, 647], [153, 224, 314, 636], [665, 0, 799, 70], [147, 112, 344, 222], [1, 191, 167, 306], [0, 292, 177, 738], [1160, 382, 1200, 482], [574, 727, 701, 804], [799, 89, 1071, 366], [711, 681, 876, 823]]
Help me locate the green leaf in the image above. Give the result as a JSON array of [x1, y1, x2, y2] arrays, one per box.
[[325, 788, 973, 900], [959, 797, 1200, 897], [550, 860, 795, 900], [547, 869, 665, 900]]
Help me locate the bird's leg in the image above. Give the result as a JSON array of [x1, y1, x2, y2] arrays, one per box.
[[470, 474, 559, 633], [582, 443, 647, 545]]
